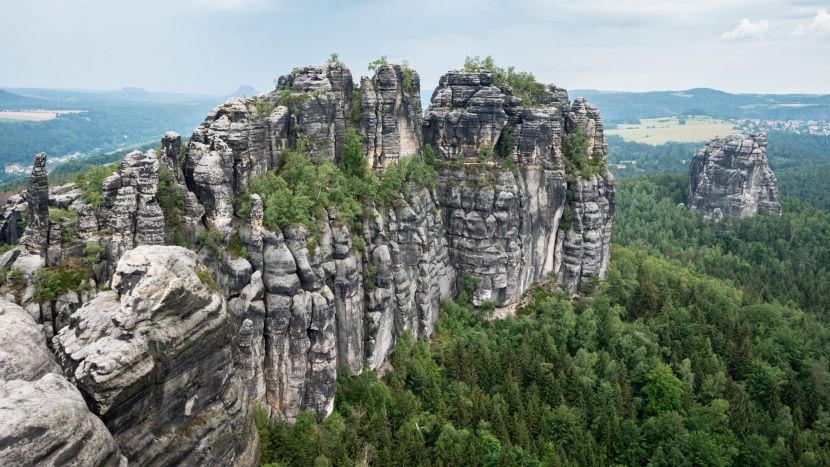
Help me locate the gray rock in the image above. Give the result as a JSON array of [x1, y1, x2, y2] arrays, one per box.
[[19, 153, 49, 254], [161, 131, 184, 183], [424, 70, 614, 295], [54, 246, 259, 467], [689, 133, 781, 218], [0, 194, 26, 246], [0, 298, 127, 467], [361, 64, 422, 168], [0, 61, 616, 433]]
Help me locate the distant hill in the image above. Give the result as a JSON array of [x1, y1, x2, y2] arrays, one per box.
[[572, 88, 830, 122], [0, 87, 239, 169], [224, 85, 259, 100]]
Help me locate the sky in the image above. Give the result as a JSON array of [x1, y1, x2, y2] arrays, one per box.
[[1, 0, 829, 95]]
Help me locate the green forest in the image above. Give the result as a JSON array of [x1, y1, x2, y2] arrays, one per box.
[[254, 173, 830, 466]]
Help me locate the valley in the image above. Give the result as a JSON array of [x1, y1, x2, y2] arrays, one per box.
[[605, 116, 736, 145]]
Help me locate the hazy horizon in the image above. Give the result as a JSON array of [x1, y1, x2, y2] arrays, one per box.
[[2, 0, 829, 96]]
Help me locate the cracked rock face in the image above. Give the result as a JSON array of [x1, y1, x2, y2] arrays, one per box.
[[689, 133, 782, 218], [360, 64, 423, 168], [0, 62, 614, 437], [54, 246, 258, 467], [98, 149, 166, 272], [0, 298, 127, 467], [424, 70, 615, 298], [0, 194, 27, 246], [18, 153, 49, 254]]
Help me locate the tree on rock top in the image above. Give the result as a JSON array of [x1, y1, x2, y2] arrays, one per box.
[[463, 55, 546, 104]]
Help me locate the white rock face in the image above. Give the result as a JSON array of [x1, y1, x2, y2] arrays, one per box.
[[0, 298, 127, 467]]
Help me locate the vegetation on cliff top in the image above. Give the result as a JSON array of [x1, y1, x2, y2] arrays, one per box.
[[463, 55, 547, 105], [248, 130, 436, 236]]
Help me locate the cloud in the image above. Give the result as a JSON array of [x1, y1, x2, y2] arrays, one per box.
[[791, 8, 830, 37], [720, 18, 770, 40]]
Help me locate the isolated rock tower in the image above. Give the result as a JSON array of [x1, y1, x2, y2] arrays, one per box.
[[689, 133, 781, 219]]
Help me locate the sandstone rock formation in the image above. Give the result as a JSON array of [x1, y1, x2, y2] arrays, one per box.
[[18, 153, 49, 254], [0, 194, 26, 246], [0, 61, 613, 438], [0, 298, 126, 467], [689, 133, 781, 218], [360, 64, 423, 167], [424, 70, 615, 300], [54, 246, 258, 466], [99, 149, 166, 266]]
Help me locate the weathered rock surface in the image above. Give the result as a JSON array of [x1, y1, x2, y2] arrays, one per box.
[[689, 133, 781, 218], [18, 153, 49, 254], [54, 246, 258, 466], [0, 61, 613, 437], [0, 298, 126, 467], [424, 69, 614, 299], [171, 64, 611, 420], [556, 173, 615, 292], [361, 64, 423, 167], [99, 149, 166, 271], [0, 194, 26, 246]]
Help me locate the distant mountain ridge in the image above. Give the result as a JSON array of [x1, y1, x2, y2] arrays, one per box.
[[0, 86, 254, 170], [572, 88, 830, 122]]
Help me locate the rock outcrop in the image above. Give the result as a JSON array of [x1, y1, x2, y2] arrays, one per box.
[[424, 70, 614, 300], [689, 133, 781, 218], [0, 61, 613, 438], [0, 194, 26, 246], [18, 153, 49, 254], [54, 246, 258, 466], [0, 298, 126, 467], [360, 64, 423, 167], [99, 149, 166, 266]]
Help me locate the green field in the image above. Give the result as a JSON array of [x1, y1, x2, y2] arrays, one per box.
[[606, 116, 736, 145]]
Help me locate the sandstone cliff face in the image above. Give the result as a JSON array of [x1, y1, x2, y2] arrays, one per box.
[[0, 298, 126, 467], [689, 133, 781, 218], [0, 194, 26, 246], [0, 61, 612, 440], [360, 64, 423, 167], [223, 181, 454, 422], [424, 70, 614, 301], [54, 246, 258, 466]]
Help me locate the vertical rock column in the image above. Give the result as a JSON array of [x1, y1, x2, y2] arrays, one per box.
[[361, 64, 423, 168], [19, 153, 49, 254], [161, 131, 183, 183], [689, 133, 781, 218]]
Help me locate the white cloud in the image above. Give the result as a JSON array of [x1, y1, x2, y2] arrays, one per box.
[[720, 18, 770, 40], [791, 8, 830, 37]]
